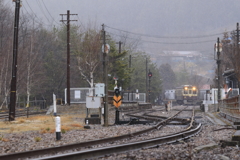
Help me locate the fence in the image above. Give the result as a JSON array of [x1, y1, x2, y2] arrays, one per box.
[[16, 100, 47, 110], [65, 88, 146, 104], [122, 92, 146, 102], [65, 88, 94, 104], [219, 95, 240, 118]]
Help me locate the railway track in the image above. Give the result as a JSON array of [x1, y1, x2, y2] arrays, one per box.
[[38, 106, 200, 159], [39, 124, 201, 160], [0, 105, 200, 160]]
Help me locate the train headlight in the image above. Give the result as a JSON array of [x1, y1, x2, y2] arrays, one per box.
[[193, 87, 196, 90], [184, 87, 188, 90]]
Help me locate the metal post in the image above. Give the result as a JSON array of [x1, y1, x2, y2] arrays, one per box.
[[115, 109, 119, 124], [148, 71, 151, 103], [9, 0, 21, 121], [146, 58, 148, 102], [116, 41, 122, 54], [129, 55, 131, 91], [237, 23, 239, 50], [147, 69, 152, 103], [102, 24, 108, 127], [217, 37, 221, 112], [66, 10, 70, 105]]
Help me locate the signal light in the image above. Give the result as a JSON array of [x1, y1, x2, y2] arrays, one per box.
[[148, 72, 152, 77], [114, 88, 120, 96]]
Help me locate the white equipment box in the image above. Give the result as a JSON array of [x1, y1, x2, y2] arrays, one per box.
[[86, 96, 101, 108]]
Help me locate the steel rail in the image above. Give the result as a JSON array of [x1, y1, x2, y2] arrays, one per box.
[[39, 124, 202, 160], [131, 114, 191, 122], [126, 114, 190, 125], [185, 109, 195, 130], [0, 106, 189, 160], [144, 114, 191, 124]]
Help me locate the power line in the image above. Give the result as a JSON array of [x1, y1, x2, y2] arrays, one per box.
[[41, 0, 61, 25], [36, 0, 50, 23], [107, 31, 216, 45], [24, 1, 52, 27], [105, 25, 228, 39]]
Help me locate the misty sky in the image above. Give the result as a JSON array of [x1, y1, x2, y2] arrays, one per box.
[[4, 0, 240, 57]]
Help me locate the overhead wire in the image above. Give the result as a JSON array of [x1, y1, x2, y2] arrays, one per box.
[[3, 0, 11, 6], [24, 1, 52, 27], [41, 0, 61, 26], [35, 0, 50, 23], [76, 15, 84, 28], [105, 25, 228, 39], [107, 31, 216, 45]]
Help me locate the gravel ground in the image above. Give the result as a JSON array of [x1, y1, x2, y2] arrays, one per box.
[[0, 105, 239, 160], [99, 106, 240, 160]]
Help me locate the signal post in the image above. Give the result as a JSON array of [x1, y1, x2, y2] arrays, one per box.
[[113, 87, 122, 124]]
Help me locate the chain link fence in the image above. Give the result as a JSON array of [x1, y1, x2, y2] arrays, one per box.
[[65, 88, 146, 104], [65, 88, 95, 104], [122, 92, 146, 102]]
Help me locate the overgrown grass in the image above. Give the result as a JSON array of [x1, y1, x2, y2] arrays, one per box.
[[70, 124, 83, 127], [9, 127, 14, 133], [0, 114, 85, 133], [18, 118, 25, 123]]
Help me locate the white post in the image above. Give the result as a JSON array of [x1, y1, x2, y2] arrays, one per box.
[[64, 88, 67, 104], [55, 116, 61, 140], [53, 93, 57, 116]]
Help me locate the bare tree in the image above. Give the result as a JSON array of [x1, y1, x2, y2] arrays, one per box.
[[74, 27, 102, 96], [0, 2, 13, 108]]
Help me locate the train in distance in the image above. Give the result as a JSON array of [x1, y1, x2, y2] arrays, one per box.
[[164, 85, 205, 105]]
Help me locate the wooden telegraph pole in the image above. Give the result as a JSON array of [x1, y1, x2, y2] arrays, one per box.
[[217, 37, 221, 112], [102, 24, 109, 126], [9, 0, 21, 121], [60, 10, 77, 105]]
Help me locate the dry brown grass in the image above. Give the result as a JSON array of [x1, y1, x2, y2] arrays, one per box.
[[61, 125, 71, 131], [9, 127, 15, 133], [2, 138, 9, 142], [18, 118, 25, 123], [40, 129, 48, 134], [70, 124, 83, 127], [49, 129, 55, 134], [0, 114, 86, 133]]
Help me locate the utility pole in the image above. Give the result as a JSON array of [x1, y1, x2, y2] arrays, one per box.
[[60, 10, 77, 105], [9, 0, 21, 121], [128, 55, 132, 91], [148, 69, 152, 102], [217, 37, 221, 112], [146, 58, 148, 103], [116, 41, 122, 54], [237, 23, 239, 56], [102, 24, 109, 126], [236, 23, 239, 89], [114, 41, 122, 88]]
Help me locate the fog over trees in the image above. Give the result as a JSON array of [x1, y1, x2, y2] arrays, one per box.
[[1, 0, 240, 105]]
